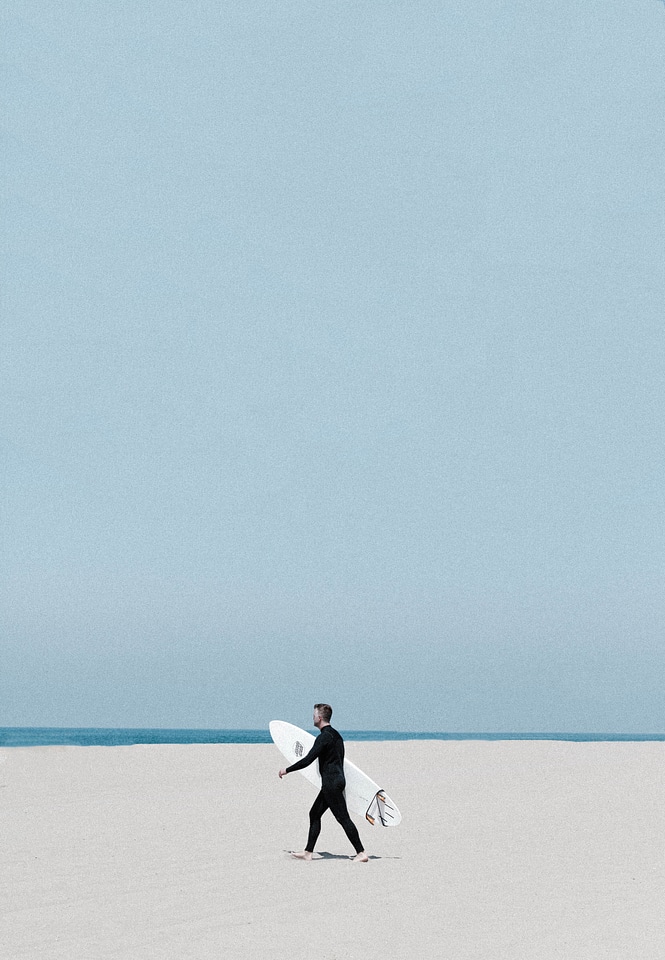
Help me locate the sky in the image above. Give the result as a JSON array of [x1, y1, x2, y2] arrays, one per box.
[[2, 1, 664, 732]]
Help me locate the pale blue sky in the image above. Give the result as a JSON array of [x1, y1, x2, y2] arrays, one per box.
[[2, 1, 664, 731]]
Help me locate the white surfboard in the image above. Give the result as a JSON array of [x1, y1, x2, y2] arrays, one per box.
[[270, 720, 401, 827]]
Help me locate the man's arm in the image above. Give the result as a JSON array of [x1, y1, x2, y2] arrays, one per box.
[[278, 730, 329, 778]]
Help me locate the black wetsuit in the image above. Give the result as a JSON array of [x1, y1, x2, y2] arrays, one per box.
[[286, 725, 364, 855]]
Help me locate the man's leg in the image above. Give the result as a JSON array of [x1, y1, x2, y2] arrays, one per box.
[[325, 787, 368, 861], [292, 790, 329, 860]]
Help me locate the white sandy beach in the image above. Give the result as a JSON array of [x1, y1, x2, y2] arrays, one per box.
[[2, 741, 664, 959]]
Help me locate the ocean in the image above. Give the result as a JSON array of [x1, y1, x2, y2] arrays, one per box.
[[1, 728, 664, 747]]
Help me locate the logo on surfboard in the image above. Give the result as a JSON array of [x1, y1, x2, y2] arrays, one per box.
[[294, 740, 304, 758]]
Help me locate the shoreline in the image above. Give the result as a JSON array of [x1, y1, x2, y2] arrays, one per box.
[[3, 726, 665, 747]]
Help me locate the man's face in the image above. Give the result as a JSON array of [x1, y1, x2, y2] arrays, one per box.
[[313, 711, 322, 728]]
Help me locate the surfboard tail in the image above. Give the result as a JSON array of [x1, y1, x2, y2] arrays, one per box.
[[365, 789, 398, 827]]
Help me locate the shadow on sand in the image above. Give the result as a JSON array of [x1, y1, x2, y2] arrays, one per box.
[[285, 850, 401, 861]]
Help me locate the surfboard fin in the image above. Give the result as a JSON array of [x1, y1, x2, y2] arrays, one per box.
[[365, 789, 394, 826]]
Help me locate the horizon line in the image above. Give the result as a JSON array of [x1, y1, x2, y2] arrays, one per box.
[[2, 726, 665, 737]]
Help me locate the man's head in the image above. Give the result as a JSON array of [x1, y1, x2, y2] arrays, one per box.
[[313, 703, 332, 728]]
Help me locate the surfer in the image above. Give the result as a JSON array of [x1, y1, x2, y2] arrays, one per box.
[[278, 704, 368, 863]]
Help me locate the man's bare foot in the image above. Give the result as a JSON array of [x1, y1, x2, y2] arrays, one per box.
[[291, 851, 313, 861], [352, 852, 369, 862]]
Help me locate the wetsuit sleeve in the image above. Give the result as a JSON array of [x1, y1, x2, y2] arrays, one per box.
[[285, 730, 328, 774]]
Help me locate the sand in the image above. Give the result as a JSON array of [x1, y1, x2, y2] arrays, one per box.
[[2, 740, 664, 959]]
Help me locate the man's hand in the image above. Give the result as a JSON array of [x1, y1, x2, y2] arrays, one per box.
[[278, 768, 287, 779]]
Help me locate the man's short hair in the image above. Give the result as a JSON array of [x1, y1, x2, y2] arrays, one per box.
[[314, 703, 332, 722]]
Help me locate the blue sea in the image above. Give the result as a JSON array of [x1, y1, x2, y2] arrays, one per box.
[[1, 728, 664, 747]]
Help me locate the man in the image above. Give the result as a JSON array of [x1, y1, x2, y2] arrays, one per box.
[[278, 704, 368, 862]]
